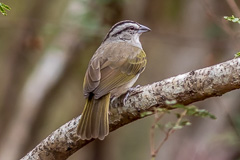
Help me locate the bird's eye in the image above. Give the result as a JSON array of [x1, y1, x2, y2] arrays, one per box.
[[129, 26, 134, 30]]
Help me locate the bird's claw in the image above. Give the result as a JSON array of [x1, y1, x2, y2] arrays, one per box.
[[123, 92, 130, 106], [110, 97, 117, 104], [123, 85, 141, 105]]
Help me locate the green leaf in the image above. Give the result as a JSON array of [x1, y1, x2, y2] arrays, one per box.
[[224, 15, 240, 24], [165, 100, 177, 105], [209, 114, 217, 119], [0, 3, 11, 16], [233, 18, 239, 22], [172, 125, 183, 130], [172, 104, 186, 109], [180, 120, 191, 126], [0, 6, 6, 14], [140, 111, 153, 117], [1, 3, 11, 10], [234, 52, 240, 58], [186, 106, 197, 115], [172, 121, 191, 130], [156, 108, 169, 113], [186, 107, 216, 119]]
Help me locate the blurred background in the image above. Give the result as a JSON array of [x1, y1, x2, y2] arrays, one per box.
[[0, 0, 240, 159]]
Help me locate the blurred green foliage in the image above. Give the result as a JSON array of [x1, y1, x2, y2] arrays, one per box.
[[224, 15, 240, 24], [224, 15, 240, 58], [235, 52, 240, 58], [148, 100, 217, 158], [0, 2, 10, 16], [141, 100, 216, 120]]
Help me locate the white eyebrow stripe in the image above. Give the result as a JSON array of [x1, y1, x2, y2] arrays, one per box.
[[110, 23, 139, 36], [103, 20, 140, 42]]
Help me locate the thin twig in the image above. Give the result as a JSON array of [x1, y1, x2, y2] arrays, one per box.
[[152, 110, 187, 158], [150, 109, 165, 158]]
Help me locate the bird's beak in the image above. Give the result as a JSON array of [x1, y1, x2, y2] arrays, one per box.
[[138, 24, 151, 33]]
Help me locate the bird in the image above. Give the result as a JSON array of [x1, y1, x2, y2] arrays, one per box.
[[77, 20, 150, 140]]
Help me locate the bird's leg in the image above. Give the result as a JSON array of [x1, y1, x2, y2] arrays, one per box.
[[110, 96, 117, 104], [109, 96, 118, 116], [123, 85, 142, 105]]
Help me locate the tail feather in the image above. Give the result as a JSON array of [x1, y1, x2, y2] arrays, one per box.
[[91, 98, 102, 138], [77, 93, 110, 140], [98, 96, 109, 140], [77, 98, 93, 140]]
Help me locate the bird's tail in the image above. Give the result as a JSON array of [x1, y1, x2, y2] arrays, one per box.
[[77, 93, 110, 140]]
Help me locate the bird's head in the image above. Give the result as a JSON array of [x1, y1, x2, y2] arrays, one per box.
[[103, 20, 151, 47]]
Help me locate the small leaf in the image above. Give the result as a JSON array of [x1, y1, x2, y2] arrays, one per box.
[[2, 3, 11, 10], [165, 100, 177, 105], [0, 6, 5, 12], [224, 15, 240, 24], [172, 125, 183, 130], [156, 108, 169, 113], [0, 7, 6, 16], [209, 114, 217, 120], [172, 104, 186, 109], [233, 18, 239, 22], [234, 52, 240, 58], [140, 111, 153, 117], [180, 120, 191, 126], [186, 106, 197, 115], [186, 107, 216, 119], [0, 3, 11, 16]]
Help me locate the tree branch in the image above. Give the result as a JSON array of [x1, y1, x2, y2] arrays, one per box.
[[21, 58, 240, 160]]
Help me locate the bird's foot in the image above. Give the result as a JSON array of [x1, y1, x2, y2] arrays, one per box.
[[123, 85, 142, 105], [110, 96, 117, 104]]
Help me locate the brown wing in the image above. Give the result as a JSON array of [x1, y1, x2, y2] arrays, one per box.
[[83, 42, 146, 99]]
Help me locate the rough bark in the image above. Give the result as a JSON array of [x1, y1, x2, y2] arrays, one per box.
[[21, 58, 240, 160]]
